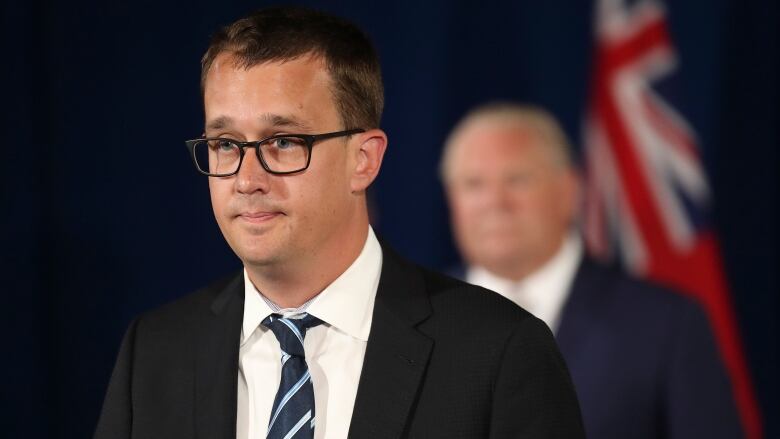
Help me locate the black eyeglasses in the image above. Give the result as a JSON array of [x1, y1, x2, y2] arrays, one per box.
[[185, 128, 365, 177]]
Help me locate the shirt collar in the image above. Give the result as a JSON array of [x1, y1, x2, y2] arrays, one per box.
[[467, 231, 583, 332], [241, 271, 276, 346], [241, 226, 382, 345], [519, 232, 582, 331]]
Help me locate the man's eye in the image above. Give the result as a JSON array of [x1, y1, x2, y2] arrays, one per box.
[[209, 139, 236, 152], [273, 137, 306, 149], [463, 178, 485, 191]]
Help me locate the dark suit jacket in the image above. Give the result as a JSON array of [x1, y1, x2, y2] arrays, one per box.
[[452, 258, 743, 439], [95, 245, 584, 439]]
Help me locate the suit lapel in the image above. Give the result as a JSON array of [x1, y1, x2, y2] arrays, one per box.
[[190, 246, 434, 439], [348, 245, 433, 439], [194, 273, 244, 439], [556, 258, 608, 372]]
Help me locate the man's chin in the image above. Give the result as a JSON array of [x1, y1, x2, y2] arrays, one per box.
[[476, 238, 525, 256], [230, 238, 284, 268], [477, 246, 528, 266], [238, 251, 282, 269]]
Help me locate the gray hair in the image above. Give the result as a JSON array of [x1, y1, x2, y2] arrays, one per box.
[[440, 102, 573, 183]]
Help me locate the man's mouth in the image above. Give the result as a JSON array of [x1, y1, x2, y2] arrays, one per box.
[[237, 211, 283, 223]]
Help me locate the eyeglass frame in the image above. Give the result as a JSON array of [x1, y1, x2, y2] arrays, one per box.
[[184, 128, 366, 177]]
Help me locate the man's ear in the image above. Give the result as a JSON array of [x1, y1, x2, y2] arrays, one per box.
[[350, 129, 388, 193]]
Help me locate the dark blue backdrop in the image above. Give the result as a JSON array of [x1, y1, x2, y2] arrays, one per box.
[[2, 1, 776, 438]]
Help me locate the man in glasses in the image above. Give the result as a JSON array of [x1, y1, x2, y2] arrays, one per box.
[[95, 7, 584, 439]]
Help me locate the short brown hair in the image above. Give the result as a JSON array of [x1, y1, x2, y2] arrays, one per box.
[[201, 7, 384, 129]]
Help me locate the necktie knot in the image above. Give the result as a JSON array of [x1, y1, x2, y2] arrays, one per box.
[[262, 313, 323, 358]]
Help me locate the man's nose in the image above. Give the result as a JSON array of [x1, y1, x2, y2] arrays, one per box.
[[235, 148, 271, 194], [483, 184, 515, 211]]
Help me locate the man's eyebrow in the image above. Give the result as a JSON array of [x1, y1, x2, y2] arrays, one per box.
[[205, 116, 232, 131], [204, 113, 315, 134], [259, 113, 314, 132]]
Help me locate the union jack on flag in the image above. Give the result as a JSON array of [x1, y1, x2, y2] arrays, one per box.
[[582, 0, 761, 437]]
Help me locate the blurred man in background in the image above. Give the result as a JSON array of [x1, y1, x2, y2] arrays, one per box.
[[441, 102, 743, 439]]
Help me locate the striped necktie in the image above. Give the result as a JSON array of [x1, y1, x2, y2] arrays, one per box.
[[262, 313, 323, 439]]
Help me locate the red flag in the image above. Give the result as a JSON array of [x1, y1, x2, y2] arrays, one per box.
[[582, 1, 762, 437]]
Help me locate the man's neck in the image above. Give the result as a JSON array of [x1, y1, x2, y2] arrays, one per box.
[[245, 222, 370, 309], [482, 234, 568, 283]]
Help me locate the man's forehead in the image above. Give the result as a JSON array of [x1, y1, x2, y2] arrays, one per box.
[[202, 52, 336, 133], [453, 122, 545, 161], [445, 121, 555, 179], [202, 52, 333, 108], [461, 120, 539, 146]]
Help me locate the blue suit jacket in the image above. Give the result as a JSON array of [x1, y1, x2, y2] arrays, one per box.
[[452, 257, 743, 439]]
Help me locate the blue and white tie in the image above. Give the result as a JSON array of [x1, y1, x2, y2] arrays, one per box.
[[262, 313, 323, 439]]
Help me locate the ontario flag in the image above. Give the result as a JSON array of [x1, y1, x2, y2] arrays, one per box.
[[581, 0, 762, 437]]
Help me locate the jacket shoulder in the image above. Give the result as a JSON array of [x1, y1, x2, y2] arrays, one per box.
[[419, 264, 544, 332], [134, 271, 242, 334], [575, 259, 706, 320]]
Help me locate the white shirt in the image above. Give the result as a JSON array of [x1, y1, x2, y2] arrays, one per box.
[[466, 232, 583, 332], [237, 227, 383, 439]]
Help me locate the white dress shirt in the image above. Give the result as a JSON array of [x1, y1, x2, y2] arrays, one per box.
[[466, 232, 583, 333], [237, 227, 383, 439]]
